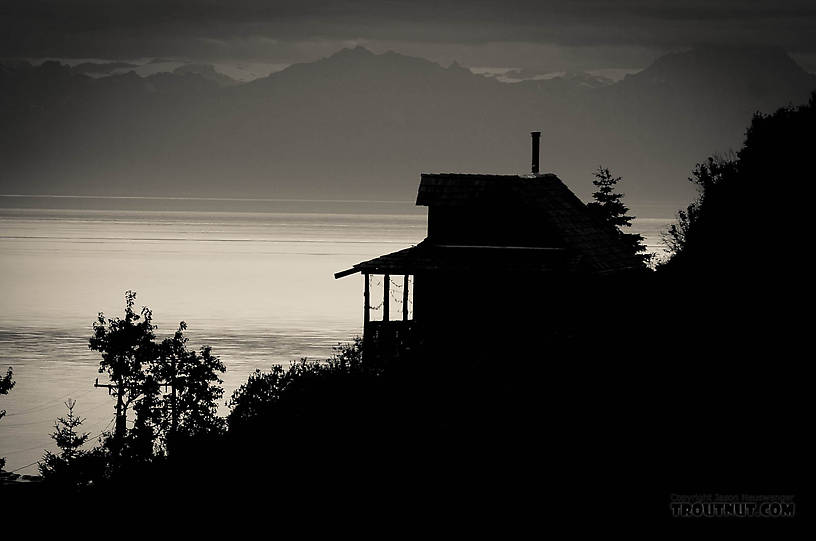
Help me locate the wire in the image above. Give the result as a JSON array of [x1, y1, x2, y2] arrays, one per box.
[[7, 459, 40, 474], [2, 442, 53, 455], [2, 393, 75, 416], [2, 391, 111, 426], [2, 418, 59, 428], [3, 416, 115, 472], [3, 387, 96, 417]]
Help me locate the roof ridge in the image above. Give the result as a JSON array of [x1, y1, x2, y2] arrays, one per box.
[[414, 171, 641, 272], [420, 172, 559, 178]]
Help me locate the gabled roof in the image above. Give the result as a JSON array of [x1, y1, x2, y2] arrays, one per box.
[[417, 173, 563, 207], [336, 172, 642, 277]]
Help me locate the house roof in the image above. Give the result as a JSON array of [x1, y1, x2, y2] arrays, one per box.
[[416, 173, 564, 207], [334, 240, 571, 278], [336, 172, 642, 277]]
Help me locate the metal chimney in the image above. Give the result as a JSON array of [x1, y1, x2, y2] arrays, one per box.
[[531, 131, 541, 174]]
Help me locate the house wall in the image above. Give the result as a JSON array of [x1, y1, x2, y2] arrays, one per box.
[[414, 269, 572, 332], [427, 205, 562, 247], [409, 269, 641, 361]]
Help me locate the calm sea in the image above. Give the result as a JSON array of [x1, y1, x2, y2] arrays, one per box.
[[0, 198, 673, 473]]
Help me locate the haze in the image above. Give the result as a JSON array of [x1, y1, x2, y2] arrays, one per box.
[[2, 1, 815, 215]]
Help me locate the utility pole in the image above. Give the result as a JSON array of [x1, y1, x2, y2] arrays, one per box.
[[94, 377, 128, 460], [95, 367, 183, 458], [169, 355, 178, 457], [402, 275, 410, 321], [383, 273, 390, 322]]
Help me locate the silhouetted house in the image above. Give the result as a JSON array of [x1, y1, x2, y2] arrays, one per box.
[[335, 134, 641, 361]]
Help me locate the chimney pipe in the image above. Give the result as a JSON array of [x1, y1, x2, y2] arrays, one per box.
[[531, 131, 541, 174]]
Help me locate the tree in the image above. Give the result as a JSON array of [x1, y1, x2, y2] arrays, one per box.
[[662, 155, 738, 261], [0, 367, 13, 423], [155, 322, 226, 448], [662, 92, 815, 272], [125, 374, 164, 463], [89, 292, 227, 467], [39, 399, 93, 487], [0, 367, 14, 470], [648, 94, 815, 496], [89, 290, 158, 460], [226, 338, 366, 431], [586, 166, 650, 267]]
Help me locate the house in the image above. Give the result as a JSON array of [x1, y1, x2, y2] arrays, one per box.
[[335, 133, 642, 361]]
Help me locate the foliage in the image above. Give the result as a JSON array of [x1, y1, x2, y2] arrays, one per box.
[[0, 367, 13, 422], [0, 367, 14, 470], [226, 338, 366, 430], [89, 290, 158, 456], [90, 291, 157, 391], [155, 323, 226, 439], [662, 155, 738, 258], [661, 91, 815, 271], [586, 166, 650, 267], [124, 374, 164, 463], [643, 94, 815, 498], [47, 400, 89, 460], [88, 291, 226, 467], [0, 367, 13, 398], [587, 167, 633, 229], [0, 366, 13, 423], [39, 400, 106, 489]]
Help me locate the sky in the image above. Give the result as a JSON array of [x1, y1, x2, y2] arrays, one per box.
[[3, 0, 816, 74]]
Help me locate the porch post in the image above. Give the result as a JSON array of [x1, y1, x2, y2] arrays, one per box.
[[363, 273, 370, 325], [402, 275, 409, 321], [412, 274, 419, 321], [383, 273, 390, 321]]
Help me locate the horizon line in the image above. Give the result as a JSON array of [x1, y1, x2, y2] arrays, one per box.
[[0, 194, 416, 204]]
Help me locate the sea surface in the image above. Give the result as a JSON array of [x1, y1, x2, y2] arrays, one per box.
[[0, 198, 673, 473]]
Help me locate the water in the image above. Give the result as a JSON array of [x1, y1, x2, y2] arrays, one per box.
[[0, 202, 673, 473]]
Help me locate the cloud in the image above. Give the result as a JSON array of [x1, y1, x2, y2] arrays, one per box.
[[2, 0, 815, 63]]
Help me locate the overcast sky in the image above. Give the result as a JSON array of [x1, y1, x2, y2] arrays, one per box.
[[3, 0, 816, 72]]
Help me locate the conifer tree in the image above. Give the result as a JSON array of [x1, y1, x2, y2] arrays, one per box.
[[587, 166, 650, 267], [39, 399, 90, 482]]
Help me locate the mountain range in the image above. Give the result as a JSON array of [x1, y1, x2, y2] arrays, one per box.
[[1, 46, 814, 216]]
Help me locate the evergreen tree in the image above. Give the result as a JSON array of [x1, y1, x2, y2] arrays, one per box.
[[39, 399, 90, 484], [586, 166, 650, 267]]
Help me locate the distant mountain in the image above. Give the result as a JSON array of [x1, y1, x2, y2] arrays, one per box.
[[496, 69, 615, 87], [72, 61, 141, 75], [1, 46, 813, 215], [173, 63, 238, 86]]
